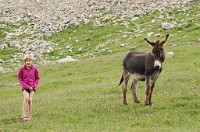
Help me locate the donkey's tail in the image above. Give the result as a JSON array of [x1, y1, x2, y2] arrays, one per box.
[[119, 75, 123, 86]]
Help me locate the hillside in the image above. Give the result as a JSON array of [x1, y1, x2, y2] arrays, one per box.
[[0, 0, 196, 72], [0, 0, 200, 131]]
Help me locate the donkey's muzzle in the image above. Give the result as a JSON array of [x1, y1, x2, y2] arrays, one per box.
[[154, 60, 161, 70]]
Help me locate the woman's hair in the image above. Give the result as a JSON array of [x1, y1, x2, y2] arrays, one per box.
[[24, 54, 35, 62]]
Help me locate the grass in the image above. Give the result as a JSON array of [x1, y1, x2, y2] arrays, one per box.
[[0, 1, 200, 131], [0, 52, 199, 131]]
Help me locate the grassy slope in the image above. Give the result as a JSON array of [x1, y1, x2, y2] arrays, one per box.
[[0, 21, 31, 61], [0, 1, 200, 132]]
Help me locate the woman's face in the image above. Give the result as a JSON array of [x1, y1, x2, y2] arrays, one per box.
[[25, 59, 33, 68]]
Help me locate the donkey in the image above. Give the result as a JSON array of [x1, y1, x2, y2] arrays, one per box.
[[119, 34, 169, 106]]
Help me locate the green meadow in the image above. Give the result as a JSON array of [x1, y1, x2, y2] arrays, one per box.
[[0, 1, 200, 132]]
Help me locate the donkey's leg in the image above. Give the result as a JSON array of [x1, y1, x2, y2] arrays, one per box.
[[122, 71, 130, 105], [149, 82, 155, 105], [145, 79, 151, 106], [130, 79, 140, 103]]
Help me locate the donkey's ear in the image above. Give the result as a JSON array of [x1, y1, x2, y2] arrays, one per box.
[[160, 34, 170, 46], [144, 38, 156, 47]]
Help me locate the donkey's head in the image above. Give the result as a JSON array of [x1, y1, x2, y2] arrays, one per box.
[[144, 34, 169, 69]]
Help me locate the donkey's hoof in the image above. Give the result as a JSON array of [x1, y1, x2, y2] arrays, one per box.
[[145, 104, 153, 107], [149, 103, 154, 106], [145, 102, 150, 106], [123, 102, 128, 105], [145, 104, 150, 107], [134, 100, 140, 103]]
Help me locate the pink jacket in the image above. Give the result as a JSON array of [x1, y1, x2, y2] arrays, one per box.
[[18, 65, 40, 91]]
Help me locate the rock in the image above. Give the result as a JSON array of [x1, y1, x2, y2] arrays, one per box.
[[122, 35, 127, 38], [132, 17, 139, 21], [158, 15, 164, 19], [154, 33, 162, 37], [123, 21, 129, 28], [9, 41, 21, 49], [120, 44, 125, 47], [108, 50, 112, 53], [0, 67, 5, 73], [196, 39, 200, 43], [42, 61, 54, 66], [56, 56, 78, 63], [166, 52, 174, 58], [147, 32, 154, 37], [130, 45, 136, 50], [161, 22, 177, 30], [151, 19, 156, 23], [78, 47, 83, 52], [0, 24, 7, 29], [170, 43, 177, 47], [0, 59, 5, 63], [0, 44, 7, 50], [95, 45, 101, 52], [11, 83, 20, 86], [6, 33, 14, 39]]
